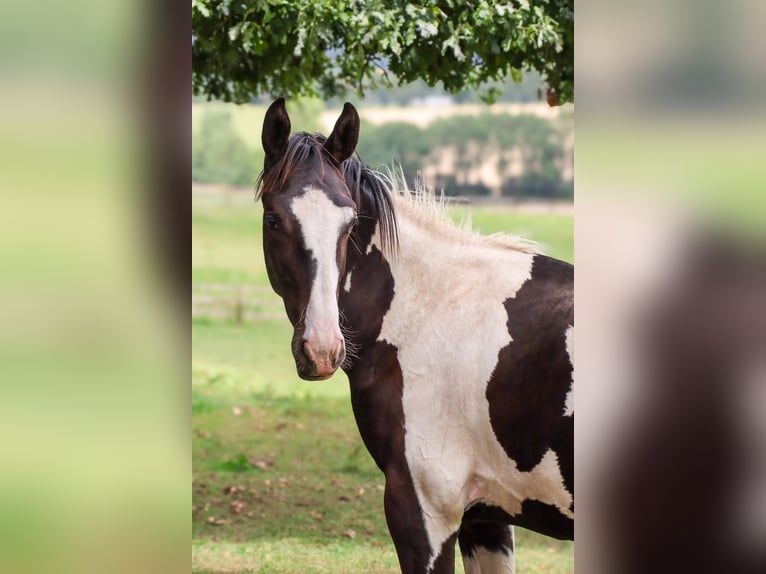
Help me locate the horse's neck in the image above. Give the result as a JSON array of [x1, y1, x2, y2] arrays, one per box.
[[339, 206, 472, 365], [338, 206, 429, 364], [340, 201, 540, 375], [378, 206, 458, 272]]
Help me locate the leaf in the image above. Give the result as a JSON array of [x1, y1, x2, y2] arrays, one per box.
[[229, 500, 246, 514], [419, 22, 438, 38], [192, 0, 574, 103], [206, 515, 230, 526], [249, 458, 272, 471], [222, 484, 246, 495]]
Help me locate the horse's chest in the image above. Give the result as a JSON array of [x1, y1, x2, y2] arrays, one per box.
[[374, 248, 573, 521], [397, 359, 573, 522]]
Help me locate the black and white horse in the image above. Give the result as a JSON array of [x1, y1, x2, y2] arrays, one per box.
[[258, 99, 574, 573]]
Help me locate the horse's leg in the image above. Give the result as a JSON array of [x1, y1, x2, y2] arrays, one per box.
[[458, 523, 515, 574], [384, 466, 459, 573]]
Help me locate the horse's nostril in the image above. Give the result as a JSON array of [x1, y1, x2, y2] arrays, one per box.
[[332, 350, 345, 369], [302, 340, 317, 364], [301, 337, 343, 377], [332, 338, 346, 367]]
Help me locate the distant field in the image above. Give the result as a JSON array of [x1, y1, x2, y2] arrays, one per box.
[[192, 192, 574, 573], [192, 100, 572, 146]]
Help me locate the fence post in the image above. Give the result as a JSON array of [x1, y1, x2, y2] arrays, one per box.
[[234, 286, 244, 324]]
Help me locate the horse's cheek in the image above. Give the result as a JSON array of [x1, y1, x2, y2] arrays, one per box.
[[263, 246, 286, 296]]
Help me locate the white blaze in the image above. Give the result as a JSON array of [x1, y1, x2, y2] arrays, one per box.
[[290, 186, 354, 348]]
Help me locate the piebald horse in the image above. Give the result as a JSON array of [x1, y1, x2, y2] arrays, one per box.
[[258, 99, 574, 574]]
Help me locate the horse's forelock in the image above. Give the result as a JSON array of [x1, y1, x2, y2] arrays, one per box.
[[256, 133, 339, 199]]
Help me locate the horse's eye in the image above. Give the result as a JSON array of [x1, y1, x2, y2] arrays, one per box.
[[264, 213, 281, 231]]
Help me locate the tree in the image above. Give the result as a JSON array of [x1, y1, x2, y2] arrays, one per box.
[[192, 0, 573, 104], [355, 113, 573, 198]]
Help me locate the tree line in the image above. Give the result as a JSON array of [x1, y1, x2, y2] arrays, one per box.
[[193, 106, 573, 199]]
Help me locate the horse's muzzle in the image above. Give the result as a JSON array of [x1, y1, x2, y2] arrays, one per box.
[[297, 337, 345, 380]]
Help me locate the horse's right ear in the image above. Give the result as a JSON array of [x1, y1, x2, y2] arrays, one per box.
[[262, 98, 291, 172], [324, 102, 360, 164]]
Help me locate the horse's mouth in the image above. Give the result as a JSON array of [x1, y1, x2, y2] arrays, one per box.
[[297, 369, 336, 381], [293, 339, 344, 381], [295, 354, 339, 380]]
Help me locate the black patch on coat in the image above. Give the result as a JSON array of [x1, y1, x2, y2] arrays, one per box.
[[461, 499, 572, 543], [487, 255, 573, 468], [459, 503, 514, 558], [485, 255, 574, 534], [514, 499, 574, 540]]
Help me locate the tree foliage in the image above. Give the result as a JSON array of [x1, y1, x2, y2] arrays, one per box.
[[192, 0, 573, 104]]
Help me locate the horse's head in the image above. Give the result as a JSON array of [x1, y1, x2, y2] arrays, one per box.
[[258, 99, 360, 380]]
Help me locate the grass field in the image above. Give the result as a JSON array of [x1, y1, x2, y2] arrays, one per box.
[[192, 191, 574, 573]]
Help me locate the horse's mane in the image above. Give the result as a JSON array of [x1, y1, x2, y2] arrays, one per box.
[[341, 157, 400, 258], [256, 133, 335, 199], [256, 132, 538, 260], [381, 167, 541, 255]]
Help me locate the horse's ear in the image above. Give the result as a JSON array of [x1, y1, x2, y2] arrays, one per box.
[[262, 98, 291, 172], [324, 102, 359, 164]]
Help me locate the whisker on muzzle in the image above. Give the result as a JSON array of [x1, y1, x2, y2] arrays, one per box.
[[338, 312, 360, 370]]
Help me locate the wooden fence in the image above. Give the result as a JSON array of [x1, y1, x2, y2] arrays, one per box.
[[192, 283, 284, 323]]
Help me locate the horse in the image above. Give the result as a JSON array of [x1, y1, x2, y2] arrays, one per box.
[[257, 98, 574, 574]]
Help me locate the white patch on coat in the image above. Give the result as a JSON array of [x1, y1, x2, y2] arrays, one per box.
[[343, 270, 353, 293], [290, 186, 354, 348], [372, 199, 573, 570], [564, 325, 574, 416], [462, 525, 515, 574], [463, 549, 515, 574]]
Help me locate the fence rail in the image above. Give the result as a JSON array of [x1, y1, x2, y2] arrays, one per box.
[[192, 283, 284, 323]]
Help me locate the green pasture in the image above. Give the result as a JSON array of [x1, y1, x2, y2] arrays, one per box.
[[192, 192, 574, 573]]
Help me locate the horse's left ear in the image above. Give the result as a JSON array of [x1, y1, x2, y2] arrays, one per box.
[[262, 98, 291, 173], [324, 102, 360, 164]]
